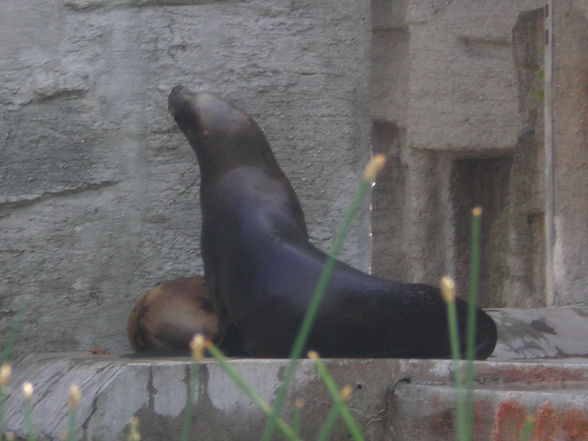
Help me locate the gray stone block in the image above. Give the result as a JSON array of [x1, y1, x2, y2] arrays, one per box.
[[405, 0, 542, 152]]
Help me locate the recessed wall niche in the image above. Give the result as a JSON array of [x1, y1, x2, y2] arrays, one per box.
[[451, 157, 513, 307]]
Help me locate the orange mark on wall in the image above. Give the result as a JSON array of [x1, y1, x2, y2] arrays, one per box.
[[534, 403, 557, 441], [561, 408, 588, 441], [491, 400, 526, 441], [491, 400, 588, 441]]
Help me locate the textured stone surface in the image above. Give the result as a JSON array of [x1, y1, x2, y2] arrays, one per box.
[[405, 0, 542, 152], [370, 0, 552, 308], [488, 9, 546, 308], [3, 354, 394, 441], [375, 0, 588, 310], [552, 0, 588, 305], [0, 0, 372, 355], [5, 332, 588, 441], [489, 307, 588, 359]]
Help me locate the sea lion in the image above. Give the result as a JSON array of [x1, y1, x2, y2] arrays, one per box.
[[168, 86, 497, 359], [127, 276, 219, 353]]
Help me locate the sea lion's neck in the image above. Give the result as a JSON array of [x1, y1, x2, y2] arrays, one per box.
[[190, 129, 278, 179], [200, 166, 308, 240]]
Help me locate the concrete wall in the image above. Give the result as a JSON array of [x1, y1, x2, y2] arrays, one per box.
[[370, 0, 588, 309], [370, 0, 550, 307], [0, 0, 372, 354], [2, 0, 588, 354], [550, 0, 588, 305]]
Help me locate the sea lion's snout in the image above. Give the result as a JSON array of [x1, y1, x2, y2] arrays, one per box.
[[169, 86, 208, 142], [170, 85, 185, 95], [168, 85, 194, 118]]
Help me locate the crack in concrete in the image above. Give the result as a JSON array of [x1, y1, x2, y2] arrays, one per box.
[[22, 88, 89, 105], [0, 180, 120, 213], [80, 364, 125, 438], [64, 0, 240, 12]]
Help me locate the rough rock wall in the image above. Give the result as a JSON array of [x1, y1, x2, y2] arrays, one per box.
[[551, 0, 588, 305], [370, 0, 545, 306], [488, 9, 546, 307], [0, 0, 372, 354]]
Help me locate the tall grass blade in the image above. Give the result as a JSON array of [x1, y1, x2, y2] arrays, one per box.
[[261, 155, 385, 441], [315, 405, 340, 441], [1, 303, 27, 364], [178, 363, 199, 441], [65, 410, 77, 441], [465, 207, 482, 440], [308, 352, 365, 441], [0, 365, 9, 441], [205, 342, 303, 441], [519, 416, 535, 441], [24, 401, 35, 441], [292, 399, 303, 437], [441, 277, 467, 441], [65, 385, 81, 441], [127, 416, 140, 441], [0, 392, 4, 441], [21, 383, 34, 441]]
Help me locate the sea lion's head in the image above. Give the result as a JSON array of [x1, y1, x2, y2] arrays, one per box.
[[168, 86, 277, 177]]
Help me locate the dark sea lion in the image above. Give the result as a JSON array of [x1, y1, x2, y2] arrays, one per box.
[[127, 276, 219, 353], [168, 86, 497, 359]]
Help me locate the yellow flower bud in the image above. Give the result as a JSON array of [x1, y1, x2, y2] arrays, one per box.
[[0, 363, 11, 387], [440, 276, 456, 303], [363, 154, 386, 182], [128, 416, 140, 441], [340, 385, 353, 401], [22, 382, 33, 400], [190, 334, 205, 361], [68, 384, 81, 410]]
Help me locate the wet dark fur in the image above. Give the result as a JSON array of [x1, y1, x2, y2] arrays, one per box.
[[168, 86, 497, 359]]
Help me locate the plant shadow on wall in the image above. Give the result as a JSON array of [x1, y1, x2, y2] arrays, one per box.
[[1, 158, 586, 441]]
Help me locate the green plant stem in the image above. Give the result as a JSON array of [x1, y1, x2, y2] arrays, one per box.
[[519, 416, 535, 441], [465, 208, 482, 439], [315, 405, 340, 441], [310, 356, 365, 441], [65, 409, 77, 441], [445, 297, 467, 441], [179, 363, 199, 441], [292, 404, 302, 437], [0, 389, 5, 440], [127, 417, 140, 441], [23, 399, 34, 441], [1, 303, 27, 364], [206, 344, 303, 441], [261, 178, 371, 441]]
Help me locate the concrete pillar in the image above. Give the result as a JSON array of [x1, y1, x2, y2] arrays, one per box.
[[550, 0, 588, 305]]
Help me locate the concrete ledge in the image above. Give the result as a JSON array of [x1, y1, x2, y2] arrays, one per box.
[[4, 353, 588, 441], [488, 306, 588, 359], [4, 308, 588, 440]]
